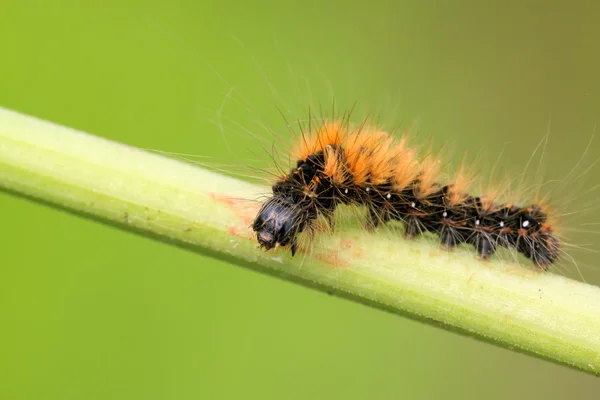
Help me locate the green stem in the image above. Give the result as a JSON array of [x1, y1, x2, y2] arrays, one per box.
[[1, 106, 599, 375]]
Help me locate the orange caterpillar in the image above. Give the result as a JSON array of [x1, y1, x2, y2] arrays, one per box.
[[252, 120, 560, 269]]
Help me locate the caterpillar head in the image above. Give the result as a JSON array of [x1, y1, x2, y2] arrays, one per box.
[[252, 196, 305, 256]]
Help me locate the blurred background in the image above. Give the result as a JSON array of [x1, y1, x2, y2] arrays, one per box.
[[1, 1, 599, 399]]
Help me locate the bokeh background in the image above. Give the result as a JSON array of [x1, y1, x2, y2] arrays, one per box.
[[2, 1, 600, 399]]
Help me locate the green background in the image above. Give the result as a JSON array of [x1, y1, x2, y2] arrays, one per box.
[[1, 1, 600, 399]]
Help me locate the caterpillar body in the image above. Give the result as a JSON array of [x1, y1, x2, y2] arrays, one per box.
[[251, 120, 560, 270]]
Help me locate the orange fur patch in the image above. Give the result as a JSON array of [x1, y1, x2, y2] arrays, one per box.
[[295, 122, 345, 161]]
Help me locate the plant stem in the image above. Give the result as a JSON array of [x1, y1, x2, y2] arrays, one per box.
[[1, 106, 599, 375]]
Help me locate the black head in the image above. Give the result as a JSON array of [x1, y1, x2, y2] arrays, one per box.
[[252, 196, 305, 256]]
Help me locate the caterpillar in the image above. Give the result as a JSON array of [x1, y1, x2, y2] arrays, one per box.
[[251, 118, 561, 270]]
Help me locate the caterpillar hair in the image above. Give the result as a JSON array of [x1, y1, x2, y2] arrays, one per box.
[[251, 116, 561, 270]]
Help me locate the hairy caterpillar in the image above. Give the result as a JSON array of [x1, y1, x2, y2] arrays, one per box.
[[251, 116, 561, 270], [157, 64, 594, 277], [137, 22, 596, 276]]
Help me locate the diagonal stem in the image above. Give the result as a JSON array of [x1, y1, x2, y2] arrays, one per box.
[[1, 106, 599, 375]]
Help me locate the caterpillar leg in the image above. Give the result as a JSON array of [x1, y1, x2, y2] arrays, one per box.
[[365, 206, 390, 231], [324, 211, 336, 232], [439, 227, 459, 250], [472, 234, 496, 260]]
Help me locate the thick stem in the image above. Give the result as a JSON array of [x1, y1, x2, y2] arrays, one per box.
[[1, 106, 599, 375]]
